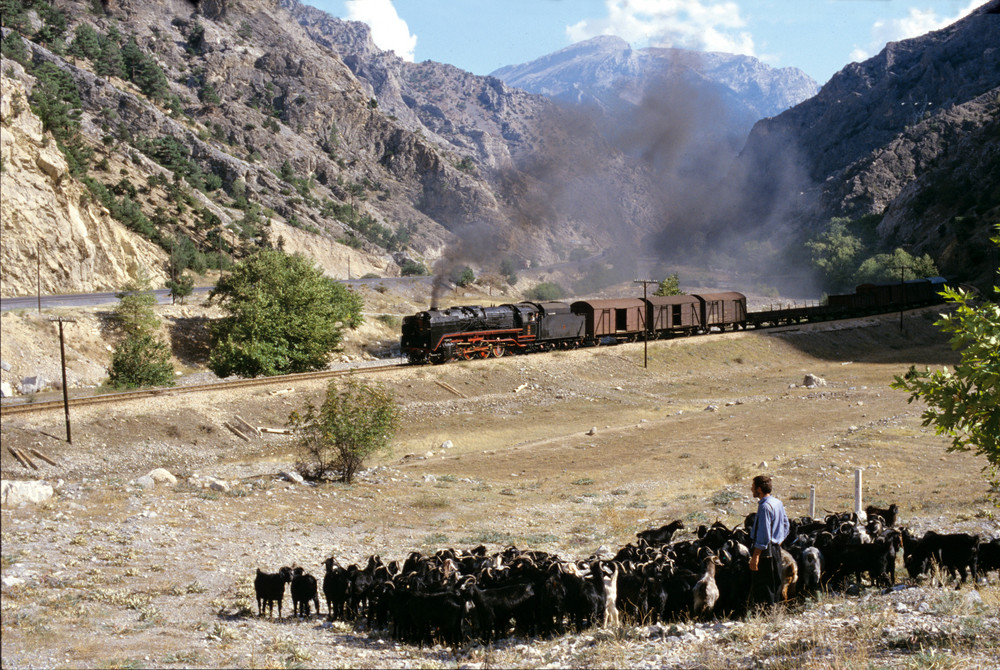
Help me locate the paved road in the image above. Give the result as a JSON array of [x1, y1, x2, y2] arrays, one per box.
[[0, 287, 214, 312], [0, 277, 436, 312]]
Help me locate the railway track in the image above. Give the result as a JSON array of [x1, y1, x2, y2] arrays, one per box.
[[0, 362, 407, 416]]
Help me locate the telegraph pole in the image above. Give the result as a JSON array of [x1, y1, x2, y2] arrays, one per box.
[[633, 279, 658, 368], [51, 317, 77, 443], [893, 262, 913, 333]]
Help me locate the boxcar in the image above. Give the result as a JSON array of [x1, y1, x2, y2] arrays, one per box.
[[571, 298, 647, 341], [696, 292, 747, 331], [646, 294, 702, 335]]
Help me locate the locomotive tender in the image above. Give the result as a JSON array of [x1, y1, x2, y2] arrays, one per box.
[[401, 277, 948, 364]]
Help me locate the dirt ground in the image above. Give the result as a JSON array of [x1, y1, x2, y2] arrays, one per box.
[[2, 305, 999, 668]]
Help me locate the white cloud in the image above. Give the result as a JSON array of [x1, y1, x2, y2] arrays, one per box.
[[566, 0, 756, 57], [345, 0, 417, 61], [851, 1, 981, 62]]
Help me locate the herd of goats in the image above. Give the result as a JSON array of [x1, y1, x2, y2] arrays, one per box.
[[253, 504, 1000, 646]]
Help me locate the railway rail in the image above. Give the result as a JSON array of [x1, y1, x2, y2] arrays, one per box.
[[0, 361, 406, 416]]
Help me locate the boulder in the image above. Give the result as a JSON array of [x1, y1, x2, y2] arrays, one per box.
[[134, 475, 156, 489], [280, 470, 304, 484], [802, 374, 827, 388], [19, 376, 50, 394], [1, 479, 54, 506], [205, 476, 230, 492], [147, 468, 177, 485], [0, 382, 13, 398]]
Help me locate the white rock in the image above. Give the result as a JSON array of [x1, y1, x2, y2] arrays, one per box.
[[280, 470, 304, 484], [440, 440, 453, 450], [206, 477, 230, 492], [147, 468, 177, 485], [586, 427, 597, 436], [803, 374, 827, 387], [134, 475, 156, 489], [1, 479, 54, 506], [0, 381, 12, 398]]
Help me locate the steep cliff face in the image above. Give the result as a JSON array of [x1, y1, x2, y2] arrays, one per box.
[[1, 63, 167, 297], [738, 1, 1000, 288]]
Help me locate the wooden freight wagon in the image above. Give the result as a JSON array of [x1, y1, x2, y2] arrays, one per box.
[[696, 292, 747, 331], [571, 298, 647, 341], [645, 294, 702, 335]]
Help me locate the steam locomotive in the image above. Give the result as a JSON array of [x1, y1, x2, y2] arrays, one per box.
[[400, 277, 949, 364]]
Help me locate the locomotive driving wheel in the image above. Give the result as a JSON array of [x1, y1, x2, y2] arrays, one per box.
[[491, 344, 506, 358]]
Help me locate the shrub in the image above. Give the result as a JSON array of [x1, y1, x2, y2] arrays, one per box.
[[526, 281, 565, 301], [400, 259, 429, 276], [291, 379, 399, 484]]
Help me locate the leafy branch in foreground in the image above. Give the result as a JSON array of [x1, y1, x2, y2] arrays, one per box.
[[892, 226, 1000, 495]]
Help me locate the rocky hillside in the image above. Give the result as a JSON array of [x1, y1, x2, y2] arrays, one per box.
[[1, 62, 168, 296], [492, 35, 818, 141], [1, 0, 997, 299], [0, 0, 666, 300], [740, 0, 1000, 289]]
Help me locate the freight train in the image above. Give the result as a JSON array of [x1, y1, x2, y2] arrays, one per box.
[[400, 277, 949, 364]]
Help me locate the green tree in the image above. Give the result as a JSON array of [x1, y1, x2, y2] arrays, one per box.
[[854, 248, 938, 285], [69, 23, 102, 60], [165, 272, 194, 304], [107, 332, 175, 389], [121, 35, 169, 100], [289, 379, 399, 483], [451, 265, 475, 287], [500, 257, 518, 285], [891, 228, 1000, 493], [208, 250, 363, 377], [106, 279, 175, 389], [400, 259, 429, 276], [653, 273, 682, 296], [526, 281, 565, 301], [95, 31, 125, 79], [806, 220, 863, 292]]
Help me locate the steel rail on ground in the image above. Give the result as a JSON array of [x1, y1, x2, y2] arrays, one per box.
[[0, 362, 406, 416]]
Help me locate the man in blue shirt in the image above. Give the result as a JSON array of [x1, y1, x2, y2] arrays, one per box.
[[749, 474, 790, 609]]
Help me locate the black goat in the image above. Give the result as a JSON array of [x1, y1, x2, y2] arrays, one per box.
[[323, 557, 350, 620], [977, 538, 1000, 582], [637, 520, 685, 547], [469, 581, 536, 641], [903, 530, 979, 587], [291, 566, 320, 617], [254, 566, 292, 618], [865, 503, 900, 527]]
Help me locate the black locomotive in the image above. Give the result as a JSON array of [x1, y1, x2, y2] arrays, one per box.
[[400, 277, 949, 364]]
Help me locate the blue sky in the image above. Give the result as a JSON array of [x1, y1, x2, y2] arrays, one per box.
[[303, 0, 984, 85]]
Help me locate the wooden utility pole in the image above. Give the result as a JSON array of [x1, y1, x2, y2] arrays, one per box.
[[893, 262, 913, 333], [51, 317, 77, 443], [633, 279, 658, 369]]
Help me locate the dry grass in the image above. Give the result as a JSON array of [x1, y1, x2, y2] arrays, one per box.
[[3, 308, 997, 668]]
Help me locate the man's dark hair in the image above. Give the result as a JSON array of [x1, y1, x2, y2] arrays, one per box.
[[753, 475, 772, 495]]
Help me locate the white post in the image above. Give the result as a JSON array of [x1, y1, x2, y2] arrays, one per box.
[[854, 468, 867, 523], [809, 485, 816, 519]]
